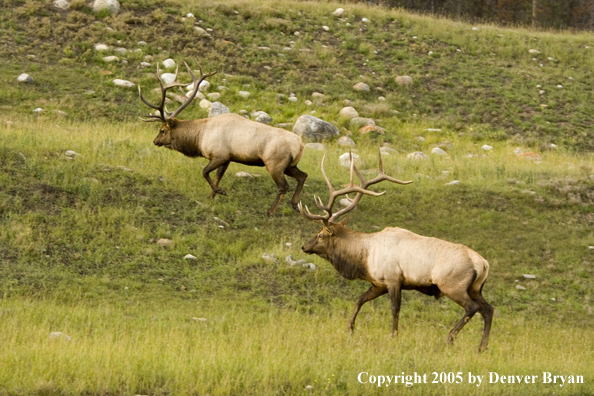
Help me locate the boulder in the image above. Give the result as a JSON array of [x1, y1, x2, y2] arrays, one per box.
[[396, 76, 413, 86], [92, 0, 120, 14], [338, 136, 355, 147], [339, 106, 358, 119], [293, 115, 339, 142], [162, 58, 176, 69], [332, 7, 345, 17], [208, 102, 230, 117], [353, 82, 370, 92], [52, 0, 69, 10], [17, 74, 34, 84]]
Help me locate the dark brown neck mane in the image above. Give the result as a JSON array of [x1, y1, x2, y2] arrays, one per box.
[[326, 227, 370, 281]]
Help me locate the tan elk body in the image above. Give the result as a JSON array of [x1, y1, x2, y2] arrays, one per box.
[[139, 61, 307, 214], [299, 151, 493, 352]]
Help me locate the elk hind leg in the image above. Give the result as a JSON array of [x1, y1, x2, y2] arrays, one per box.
[[348, 285, 387, 332], [284, 166, 308, 212], [267, 167, 290, 215], [444, 289, 480, 346], [470, 288, 494, 352], [202, 158, 230, 198]]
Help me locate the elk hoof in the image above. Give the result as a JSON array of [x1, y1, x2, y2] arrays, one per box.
[[291, 202, 300, 212], [215, 188, 227, 196]]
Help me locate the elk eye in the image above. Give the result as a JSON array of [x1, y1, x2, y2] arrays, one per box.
[[318, 233, 323, 239]]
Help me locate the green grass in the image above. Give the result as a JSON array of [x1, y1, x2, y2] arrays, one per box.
[[1, 0, 594, 394]]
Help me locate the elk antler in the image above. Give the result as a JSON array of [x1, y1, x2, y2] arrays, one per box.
[[298, 148, 413, 225], [138, 60, 217, 122]]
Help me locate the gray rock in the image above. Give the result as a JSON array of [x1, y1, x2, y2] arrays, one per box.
[[353, 82, 370, 92], [235, 171, 252, 178], [406, 151, 428, 160], [102, 56, 119, 63], [396, 76, 413, 86], [157, 238, 174, 248], [208, 102, 230, 117], [523, 274, 537, 280], [332, 7, 345, 17], [339, 106, 358, 119], [303, 263, 317, 270], [262, 253, 279, 264], [207, 92, 220, 101], [254, 112, 272, 124], [293, 115, 339, 142], [52, 0, 69, 10], [94, 43, 109, 51], [213, 217, 230, 228], [113, 79, 135, 88], [238, 91, 250, 99], [162, 58, 176, 69], [339, 152, 362, 168], [92, 0, 120, 14], [17, 73, 34, 84], [431, 147, 447, 156], [184, 254, 197, 261]]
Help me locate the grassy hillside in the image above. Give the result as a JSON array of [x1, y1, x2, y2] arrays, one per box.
[[1, 0, 594, 395]]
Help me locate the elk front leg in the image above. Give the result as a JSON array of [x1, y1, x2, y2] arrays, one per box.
[[202, 158, 230, 198], [267, 168, 290, 215], [348, 285, 387, 332], [284, 166, 308, 212], [388, 283, 402, 337]]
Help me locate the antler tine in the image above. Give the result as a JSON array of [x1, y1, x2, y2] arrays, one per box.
[[169, 61, 216, 120], [138, 81, 166, 122], [297, 202, 330, 224]]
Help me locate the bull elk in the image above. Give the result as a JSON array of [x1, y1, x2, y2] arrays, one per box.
[[298, 150, 493, 352], [138, 61, 307, 215]]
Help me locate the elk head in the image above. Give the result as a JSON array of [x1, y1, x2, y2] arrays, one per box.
[[299, 149, 412, 255], [138, 60, 216, 148]]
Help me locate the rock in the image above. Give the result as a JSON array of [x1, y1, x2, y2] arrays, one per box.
[[407, 151, 428, 160], [523, 274, 536, 280], [54, 110, 67, 117], [305, 385, 315, 391], [303, 263, 317, 270], [197, 80, 210, 92], [338, 136, 355, 147], [361, 17, 370, 23], [349, 117, 375, 129], [162, 58, 176, 69], [206, 92, 220, 101], [48, 332, 71, 342], [214, 217, 230, 227], [64, 150, 80, 158], [339, 198, 352, 207], [114, 47, 127, 55], [305, 143, 325, 151], [192, 317, 207, 321], [445, 180, 460, 186], [52, 0, 69, 10], [332, 7, 345, 17], [358, 125, 385, 135], [184, 254, 197, 261], [113, 79, 135, 88], [33, 108, 45, 113], [304, 100, 313, 106], [199, 99, 211, 108], [186, 12, 194, 18], [311, 92, 325, 100], [262, 253, 279, 264], [293, 115, 339, 142], [516, 285, 527, 290], [529, 49, 540, 55], [208, 102, 230, 117], [396, 75, 413, 86], [238, 91, 250, 99], [157, 238, 174, 248], [102, 56, 119, 63], [17, 73, 34, 84], [235, 171, 252, 178], [481, 145, 493, 151], [94, 43, 109, 51], [472, 27, 480, 31], [339, 152, 362, 168], [353, 82, 370, 92], [255, 112, 272, 124], [92, 0, 120, 14], [194, 27, 211, 38], [322, 26, 330, 31], [339, 106, 359, 119], [285, 255, 296, 265], [518, 152, 542, 161], [288, 96, 298, 103], [140, 62, 151, 67], [514, 147, 525, 155], [380, 147, 398, 155], [431, 147, 447, 156]]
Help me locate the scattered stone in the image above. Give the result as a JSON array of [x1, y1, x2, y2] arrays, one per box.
[[481, 145, 493, 151], [52, 0, 69, 10], [208, 102, 230, 117], [539, 90, 546, 95], [516, 285, 527, 290], [288, 96, 298, 103], [396, 76, 413, 86], [523, 274, 536, 280], [238, 91, 251, 99], [305, 143, 326, 151], [184, 254, 197, 261], [94, 43, 109, 51], [445, 180, 461, 186], [361, 17, 370, 23], [353, 82, 370, 92], [114, 47, 127, 55], [213, 217, 230, 227], [235, 171, 252, 178], [33, 108, 45, 113], [416, 136, 426, 142], [17, 73, 34, 84], [199, 99, 211, 108], [102, 56, 119, 63], [54, 110, 67, 117], [557, 84, 563, 89], [339, 198, 352, 207], [380, 147, 397, 155], [311, 92, 325, 100], [338, 136, 355, 147], [285, 255, 296, 266], [339, 106, 359, 119], [304, 100, 313, 106], [322, 25, 330, 31], [162, 58, 176, 69], [198, 80, 210, 92], [358, 125, 385, 135], [64, 150, 80, 158], [339, 152, 362, 168], [157, 238, 174, 248], [262, 253, 279, 264], [332, 7, 345, 17], [138, 41, 147, 46], [349, 117, 375, 129], [92, 0, 120, 14], [293, 115, 339, 142], [528, 49, 540, 55], [48, 332, 71, 342], [192, 317, 207, 322], [425, 128, 442, 132], [255, 112, 272, 124], [406, 151, 428, 160], [472, 27, 480, 31], [113, 79, 135, 88], [431, 147, 447, 156], [303, 263, 317, 270], [206, 92, 220, 101]]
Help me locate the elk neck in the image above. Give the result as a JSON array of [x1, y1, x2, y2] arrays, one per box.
[[169, 118, 206, 158], [326, 226, 371, 282]]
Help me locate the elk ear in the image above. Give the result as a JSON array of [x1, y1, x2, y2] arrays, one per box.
[[167, 119, 177, 128], [338, 216, 349, 226]]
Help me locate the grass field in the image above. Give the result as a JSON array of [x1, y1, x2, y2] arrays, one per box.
[[1, 0, 594, 394]]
